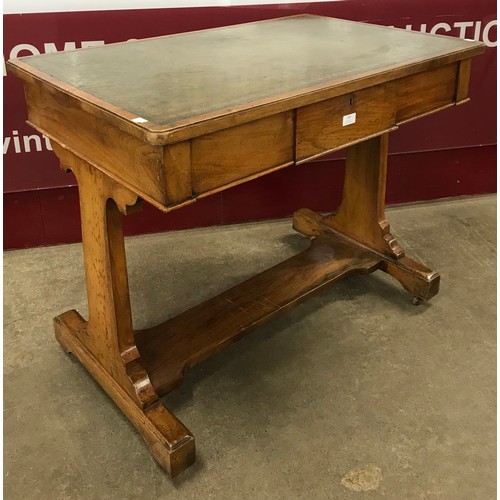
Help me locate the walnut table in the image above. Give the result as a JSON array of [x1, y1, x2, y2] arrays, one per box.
[[8, 15, 484, 477]]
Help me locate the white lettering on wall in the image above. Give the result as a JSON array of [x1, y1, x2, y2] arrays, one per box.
[[483, 19, 497, 47], [9, 43, 41, 59], [43, 41, 77, 53], [81, 40, 105, 48], [454, 21, 475, 38], [4, 131, 52, 154], [400, 19, 497, 47], [430, 23, 451, 34]]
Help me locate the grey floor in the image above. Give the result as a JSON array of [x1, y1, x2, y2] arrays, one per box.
[[4, 195, 496, 499]]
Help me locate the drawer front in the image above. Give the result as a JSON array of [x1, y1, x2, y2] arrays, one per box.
[[191, 112, 294, 194], [296, 84, 395, 162], [395, 63, 458, 123]]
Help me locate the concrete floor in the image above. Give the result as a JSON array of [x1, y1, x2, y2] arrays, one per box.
[[4, 195, 496, 499]]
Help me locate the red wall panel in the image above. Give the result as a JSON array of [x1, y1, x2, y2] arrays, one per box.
[[3, 1, 497, 248], [5, 145, 495, 249], [4, 191, 45, 248]]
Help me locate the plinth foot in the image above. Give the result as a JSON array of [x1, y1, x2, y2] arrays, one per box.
[[293, 208, 440, 302], [381, 257, 440, 302], [54, 310, 196, 477]]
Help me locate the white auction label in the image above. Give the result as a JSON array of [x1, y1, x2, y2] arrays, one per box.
[[342, 113, 356, 126]]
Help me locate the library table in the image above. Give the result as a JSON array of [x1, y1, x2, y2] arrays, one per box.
[[8, 15, 484, 477]]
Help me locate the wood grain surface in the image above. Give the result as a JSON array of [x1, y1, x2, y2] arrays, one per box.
[[191, 112, 294, 193], [395, 62, 458, 123], [296, 83, 395, 161], [135, 233, 382, 396]]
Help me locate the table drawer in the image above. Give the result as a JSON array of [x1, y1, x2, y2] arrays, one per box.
[[191, 112, 294, 194], [395, 63, 459, 123], [296, 84, 395, 163]]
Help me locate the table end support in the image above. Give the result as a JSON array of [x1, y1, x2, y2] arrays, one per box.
[[54, 310, 196, 477], [293, 134, 440, 303], [293, 207, 439, 303], [381, 258, 440, 302]]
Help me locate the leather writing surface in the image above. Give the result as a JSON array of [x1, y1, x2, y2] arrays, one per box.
[[20, 15, 479, 127]]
